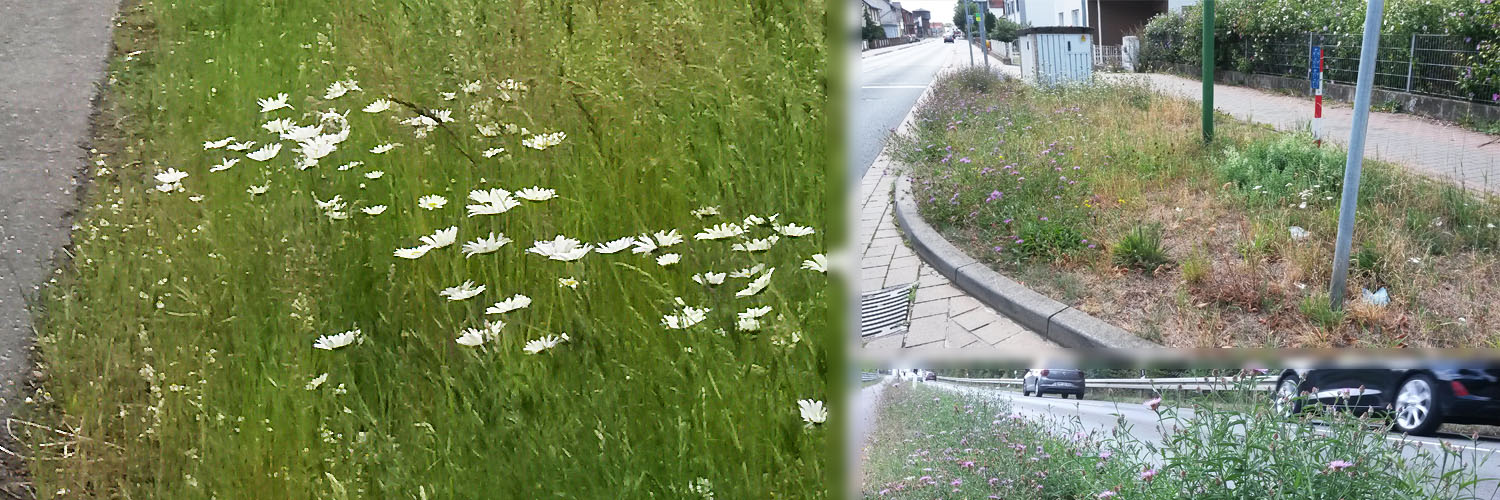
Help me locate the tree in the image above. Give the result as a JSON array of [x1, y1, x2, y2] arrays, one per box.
[[989, 17, 1021, 43], [862, 10, 886, 40], [952, 0, 999, 37]]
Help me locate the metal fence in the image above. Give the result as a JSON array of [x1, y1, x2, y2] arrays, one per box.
[[863, 37, 917, 51], [1094, 45, 1123, 71], [1143, 32, 1490, 103]]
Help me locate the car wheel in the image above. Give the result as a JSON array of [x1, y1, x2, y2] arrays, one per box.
[[1394, 374, 1445, 436], [1273, 374, 1303, 417], [1021, 387, 1031, 396]]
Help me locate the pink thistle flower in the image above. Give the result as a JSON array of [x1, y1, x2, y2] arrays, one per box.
[[1145, 397, 1163, 410], [1098, 491, 1118, 498], [1328, 460, 1354, 472], [1141, 467, 1159, 482]]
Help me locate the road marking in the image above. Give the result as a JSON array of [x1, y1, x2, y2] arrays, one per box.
[[861, 85, 929, 89]]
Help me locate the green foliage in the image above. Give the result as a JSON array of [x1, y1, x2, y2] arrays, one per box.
[[1181, 249, 1210, 284], [31, 0, 828, 498], [1217, 134, 1351, 208], [1112, 223, 1170, 271], [989, 17, 1021, 43], [951, 0, 998, 36], [863, 10, 886, 40], [1300, 295, 1346, 329]]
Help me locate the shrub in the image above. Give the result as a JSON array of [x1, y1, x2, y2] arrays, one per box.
[[1217, 134, 1350, 208], [1181, 250, 1210, 284], [1113, 223, 1170, 271]]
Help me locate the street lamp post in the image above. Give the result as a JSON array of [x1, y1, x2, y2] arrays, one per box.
[[964, 0, 975, 66]]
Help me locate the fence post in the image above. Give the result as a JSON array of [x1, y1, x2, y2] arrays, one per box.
[[1405, 33, 1417, 92]]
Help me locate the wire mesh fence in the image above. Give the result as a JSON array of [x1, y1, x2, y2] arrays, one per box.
[[1141, 32, 1493, 103]]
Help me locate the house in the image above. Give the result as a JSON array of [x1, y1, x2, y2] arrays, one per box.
[[861, 0, 909, 38], [1000, 0, 1173, 46]]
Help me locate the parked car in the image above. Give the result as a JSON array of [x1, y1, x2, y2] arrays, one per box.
[[1022, 369, 1085, 399], [943, 34, 954, 43], [924, 371, 937, 381], [1274, 367, 1500, 436]]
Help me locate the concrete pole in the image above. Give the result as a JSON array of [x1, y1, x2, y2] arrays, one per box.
[[1201, 0, 1215, 142], [1328, 0, 1387, 311]]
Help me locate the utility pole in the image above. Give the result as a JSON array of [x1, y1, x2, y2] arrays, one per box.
[[976, 0, 990, 70], [1328, 0, 1387, 311], [964, 0, 975, 66], [1201, 0, 1215, 142]]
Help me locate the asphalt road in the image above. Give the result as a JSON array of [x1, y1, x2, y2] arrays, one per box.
[[849, 39, 967, 182], [0, 0, 119, 414], [931, 380, 1500, 499]]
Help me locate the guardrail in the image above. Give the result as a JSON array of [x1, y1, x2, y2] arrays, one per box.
[[860, 372, 881, 382], [938, 376, 1274, 391]]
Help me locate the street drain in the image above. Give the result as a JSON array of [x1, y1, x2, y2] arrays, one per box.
[[860, 284, 913, 339]]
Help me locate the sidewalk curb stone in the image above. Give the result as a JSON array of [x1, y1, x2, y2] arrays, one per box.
[[892, 174, 1159, 348]]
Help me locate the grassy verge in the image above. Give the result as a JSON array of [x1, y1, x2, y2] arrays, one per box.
[[862, 381, 1491, 499], [896, 67, 1500, 347], [25, 0, 829, 498]]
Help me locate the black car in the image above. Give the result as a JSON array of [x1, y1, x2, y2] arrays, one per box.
[[1274, 367, 1500, 435], [943, 34, 954, 43], [1022, 369, 1085, 399]]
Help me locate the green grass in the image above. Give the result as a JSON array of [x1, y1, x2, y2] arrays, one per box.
[[863, 381, 1490, 499], [28, 1, 830, 498]]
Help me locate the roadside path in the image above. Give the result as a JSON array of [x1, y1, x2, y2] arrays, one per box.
[[0, 0, 120, 411], [1106, 72, 1500, 191]]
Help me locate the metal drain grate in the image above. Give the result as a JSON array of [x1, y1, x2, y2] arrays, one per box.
[[860, 284, 914, 339]]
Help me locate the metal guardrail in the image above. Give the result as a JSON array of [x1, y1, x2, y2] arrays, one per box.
[[938, 376, 1274, 391], [860, 372, 881, 382]]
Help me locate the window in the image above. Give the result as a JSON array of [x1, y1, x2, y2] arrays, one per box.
[[1058, 12, 1064, 25], [1072, 9, 1081, 26]]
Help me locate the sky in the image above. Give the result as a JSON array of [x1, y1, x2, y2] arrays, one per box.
[[896, 0, 959, 26]]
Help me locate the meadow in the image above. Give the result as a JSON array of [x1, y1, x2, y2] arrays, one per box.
[[896, 67, 1500, 347], [25, 0, 830, 498], [861, 378, 1490, 499]]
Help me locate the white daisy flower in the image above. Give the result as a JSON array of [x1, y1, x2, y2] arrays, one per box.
[[262, 118, 296, 135], [325, 210, 350, 221], [363, 98, 392, 113], [485, 294, 532, 315], [364, 170, 384, 179], [432, 109, 454, 123], [370, 143, 400, 154], [247, 184, 270, 196], [462, 232, 512, 257], [692, 272, 727, 286], [732, 235, 779, 253], [482, 147, 506, 158], [653, 229, 684, 247], [314, 195, 344, 211], [656, 253, 681, 266], [298, 135, 339, 160], [691, 206, 720, 218], [417, 194, 448, 210], [257, 93, 291, 113], [476, 123, 502, 137], [743, 214, 767, 226], [739, 306, 772, 319], [729, 264, 766, 279], [361, 205, 387, 215], [801, 254, 828, 273], [154, 168, 189, 185], [209, 158, 240, 172], [455, 321, 505, 347], [313, 328, 361, 350], [305, 373, 328, 390], [155, 183, 178, 193], [798, 399, 827, 425], [738, 306, 772, 331], [461, 80, 483, 94], [735, 268, 775, 298], [420, 226, 458, 248], [737, 316, 762, 331], [521, 131, 567, 150], [596, 237, 636, 254], [558, 277, 581, 289], [324, 80, 353, 100], [441, 91, 457, 101], [631, 235, 659, 255], [528, 236, 592, 261], [661, 301, 710, 330], [523, 334, 567, 354], [695, 223, 746, 240], [226, 141, 256, 151], [246, 143, 282, 162], [292, 156, 319, 171], [278, 124, 322, 143], [203, 136, 236, 149], [394, 245, 432, 259], [438, 281, 486, 301], [515, 187, 556, 201], [775, 223, 816, 237], [466, 188, 519, 216]]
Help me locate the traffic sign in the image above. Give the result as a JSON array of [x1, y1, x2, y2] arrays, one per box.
[[1309, 46, 1322, 90]]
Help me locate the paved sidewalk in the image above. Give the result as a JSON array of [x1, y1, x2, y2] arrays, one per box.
[[857, 154, 1055, 353], [0, 0, 119, 413], [1108, 72, 1500, 191]]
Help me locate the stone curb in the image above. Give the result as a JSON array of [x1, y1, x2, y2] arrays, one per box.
[[891, 174, 1159, 349]]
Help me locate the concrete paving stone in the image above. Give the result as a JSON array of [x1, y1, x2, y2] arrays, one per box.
[[868, 236, 903, 249], [861, 334, 905, 352], [945, 328, 983, 348], [946, 295, 982, 316], [861, 254, 892, 269], [970, 319, 1026, 345], [903, 316, 948, 346], [884, 265, 919, 287], [917, 270, 948, 288], [951, 307, 1000, 332], [865, 242, 897, 257], [913, 283, 965, 302], [859, 277, 887, 292], [910, 298, 949, 319], [891, 245, 916, 259], [992, 330, 1059, 352], [887, 255, 920, 271]]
